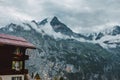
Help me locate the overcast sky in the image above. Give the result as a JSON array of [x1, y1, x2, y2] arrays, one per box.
[[0, 0, 120, 33]]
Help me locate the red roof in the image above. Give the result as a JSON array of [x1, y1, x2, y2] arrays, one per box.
[[0, 34, 36, 49]]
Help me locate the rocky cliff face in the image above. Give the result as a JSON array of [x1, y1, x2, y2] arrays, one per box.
[[0, 17, 120, 80]]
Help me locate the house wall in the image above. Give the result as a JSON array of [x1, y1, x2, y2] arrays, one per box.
[[0, 74, 24, 80], [0, 46, 15, 69], [0, 45, 26, 73]]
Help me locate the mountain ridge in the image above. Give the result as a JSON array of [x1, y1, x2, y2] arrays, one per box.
[[1, 16, 120, 49], [0, 16, 120, 80]]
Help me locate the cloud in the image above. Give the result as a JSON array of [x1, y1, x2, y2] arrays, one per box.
[[0, 1, 34, 26], [0, 0, 120, 33]]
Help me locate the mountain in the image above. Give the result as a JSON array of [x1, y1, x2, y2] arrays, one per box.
[[0, 17, 120, 80], [84, 25, 120, 48], [38, 18, 48, 25], [50, 16, 73, 36], [38, 16, 91, 40]]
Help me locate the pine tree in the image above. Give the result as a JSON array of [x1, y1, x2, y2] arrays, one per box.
[[34, 73, 41, 80]]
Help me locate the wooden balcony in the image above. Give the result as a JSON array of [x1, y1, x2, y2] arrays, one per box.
[[12, 54, 29, 60], [0, 69, 28, 75]]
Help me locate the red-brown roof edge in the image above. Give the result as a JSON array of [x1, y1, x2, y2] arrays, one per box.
[[0, 34, 36, 49]]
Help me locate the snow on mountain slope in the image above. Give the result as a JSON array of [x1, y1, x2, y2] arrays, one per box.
[[1, 17, 89, 42], [0, 20, 71, 40], [87, 25, 120, 48], [92, 34, 120, 48], [1, 16, 120, 49]]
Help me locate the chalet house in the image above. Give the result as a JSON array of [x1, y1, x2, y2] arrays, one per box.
[[0, 34, 36, 80]]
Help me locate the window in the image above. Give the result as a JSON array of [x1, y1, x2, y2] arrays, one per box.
[[12, 61, 23, 71], [14, 48, 23, 56], [12, 77, 22, 80]]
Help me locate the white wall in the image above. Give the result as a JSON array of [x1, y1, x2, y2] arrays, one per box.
[[0, 74, 24, 80]]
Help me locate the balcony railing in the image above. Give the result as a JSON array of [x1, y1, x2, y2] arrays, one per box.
[[0, 69, 28, 75], [12, 54, 29, 60]]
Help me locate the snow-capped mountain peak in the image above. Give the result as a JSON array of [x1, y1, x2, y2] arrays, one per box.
[[1, 17, 120, 80], [50, 16, 74, 36], [38, 18, 48, 25], [86, 25, 120, 48], [1, 16, 120, 49]]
